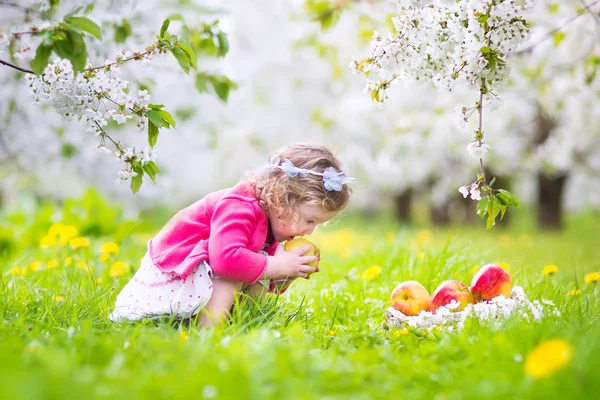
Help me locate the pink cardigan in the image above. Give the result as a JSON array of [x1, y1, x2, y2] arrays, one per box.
[[148, 182, 279, 285]]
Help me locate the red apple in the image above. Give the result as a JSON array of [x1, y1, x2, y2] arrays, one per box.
[[470, 263, 512, 303], [430, 280, 474, 313], [390, 281, 432, 316]]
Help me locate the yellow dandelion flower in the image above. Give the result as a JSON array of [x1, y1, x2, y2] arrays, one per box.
[[417, 252, 425, 260], [179, 331, 189, 343], [497, 262, 511, 272], [75, 262, 92, 274], [47, 259, 59, 269], [360, 265, 382, 281], [110, 261, 130, 278], [29, 261, 42, 272], [471, 265, 480, 274], [96, 278, 104, 285], [9, 266, 22, 276], [65, 256, 73, 266], [584, 272, 600, 285], [525, 339, 573, 379], [69, 237, 90, 249], [328, 330, 337, 336], [101, 242, 120, 255], [55, 296, 64, 302], [542, 264, 558, 276], [48, 223, 66, 237], [58, 225, 79, 246], [100, 253, 110, 262], [568, 289, 581, 296], [392, 328, 410, 337], [39, 235, 57, 248]]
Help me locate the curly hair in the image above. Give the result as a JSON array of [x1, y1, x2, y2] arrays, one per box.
[[244, 143, 352, 222]]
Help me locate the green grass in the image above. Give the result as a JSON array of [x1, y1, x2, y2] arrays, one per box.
[[1, 202, 599, 399]]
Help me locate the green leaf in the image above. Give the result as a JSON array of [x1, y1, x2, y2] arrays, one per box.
[[160, 19, 171, 39], [146, 110, 167, 128], [63, 7, 83, 20], [143, 163, 157, 183], [57, 30, 87, 71], [171, 46, 190, 74], [500, 205, 507, 220], [489, 177, 496, 187], [67, 17, 102, 40], [486, 195, 501, 230], [209, 76, 237, 102], [497, 189, 521, 208], [30, 45, 53, 75], [145, 161, 160, 175], [217, 32, 229, 56], [157, 110, 176, 128], [148, 121, 159, 147], [130, 166, 143, 194], [148, 104, 165, 109], [114, 19, 132, 44], [480, 46, 491, 54], [176, 42, 197, 70], [196, 72, 209, 92], [476, 196, 489, 220]]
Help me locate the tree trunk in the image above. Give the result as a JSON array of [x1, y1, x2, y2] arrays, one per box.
[[537, 173, 568, 230], [431, 201, 451, 226], [393, 189, 412, 223]]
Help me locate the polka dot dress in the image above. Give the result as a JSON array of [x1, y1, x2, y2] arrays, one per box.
[[109, 252, 215, 322]]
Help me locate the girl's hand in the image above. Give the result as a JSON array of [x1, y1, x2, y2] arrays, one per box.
[[265, 244, 318, 280]]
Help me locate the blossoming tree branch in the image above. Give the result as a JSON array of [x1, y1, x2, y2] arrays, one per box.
[[0, 0, 234, 193], [351, 0, 534, 229]]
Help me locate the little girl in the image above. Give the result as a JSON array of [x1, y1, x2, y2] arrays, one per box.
[[109, 143, 352, 327]]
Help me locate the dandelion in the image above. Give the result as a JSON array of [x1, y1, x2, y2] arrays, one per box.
[[76, 262, 92, 274], [497, 262, 511, 272], [392, 328, 410, 337], [55, 296, 64, 302], [9, 266, 23, 276], [328, 330, 337, 336], [47, 259, 59, 269], [69, 237, 90, 249], [471, 265, 480, 274], [48, 223, 66, 237], [29, 261, 42, 272], [568, 290, 581, 296], [96, 278, 104, 285], [101, 242, 120, 256], [542, 265, 558, 276], [584, 272, 600, 285], [40, 235, 57, 248], [179, 331, 189, 343], [361, 265, 382, 281], [110, 261, 130, 278], [525, 339, 573, 379], [65, 256, 73, 266]]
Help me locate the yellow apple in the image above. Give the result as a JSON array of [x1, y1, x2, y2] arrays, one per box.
[[284, 238, 319, 268], [390, 281, 432, 316]]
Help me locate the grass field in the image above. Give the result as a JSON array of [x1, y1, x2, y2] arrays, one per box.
[[1, 194, 599, 399]]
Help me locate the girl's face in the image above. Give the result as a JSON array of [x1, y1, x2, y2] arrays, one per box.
[[269, 204, 339, 243]]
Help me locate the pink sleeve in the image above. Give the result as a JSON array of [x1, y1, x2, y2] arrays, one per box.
[[208, 198, 268, 284]]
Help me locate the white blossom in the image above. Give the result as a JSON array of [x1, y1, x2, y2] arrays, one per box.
[[466, 141, 491, 159]]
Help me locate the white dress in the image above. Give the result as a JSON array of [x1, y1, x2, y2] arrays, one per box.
[[109, 248, 272, 322]]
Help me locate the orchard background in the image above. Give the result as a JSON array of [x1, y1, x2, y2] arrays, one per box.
[[1, 1, 599, 399]]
